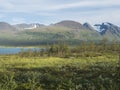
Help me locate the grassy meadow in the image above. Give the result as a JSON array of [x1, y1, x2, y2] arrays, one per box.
[[0, 54, 119, 90], [0, 43, 120, 90]]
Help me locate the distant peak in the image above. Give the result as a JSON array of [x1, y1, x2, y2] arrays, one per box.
[[54, 20, 84, 30], [56, 20, 82, 24], [83, 22, 91, 27], [94, 23, 109, 32], [83, 22, 94, 30], [0, 22, 10, 25], [13, 23, 45, 30], [93, 22, 120, 35], [0, 22, 16, 31]]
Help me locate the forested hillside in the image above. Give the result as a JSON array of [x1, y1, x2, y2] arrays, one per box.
[[0, 20, 120, 46]]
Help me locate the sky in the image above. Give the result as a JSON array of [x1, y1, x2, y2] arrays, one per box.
[[0, 0, 120, 26]]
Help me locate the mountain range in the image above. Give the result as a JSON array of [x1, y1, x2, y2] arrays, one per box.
[[0, 20, 120, 46], [13, 23, 44, 30]]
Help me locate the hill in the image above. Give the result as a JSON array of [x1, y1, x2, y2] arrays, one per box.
[[0, 22, 16, 31], [54, 20, 85, 30], [0, 20, 120, 46], [13, 23, 44, 30]]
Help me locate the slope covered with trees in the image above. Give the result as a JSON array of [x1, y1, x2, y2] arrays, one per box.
[[0, 20, 120, 46]]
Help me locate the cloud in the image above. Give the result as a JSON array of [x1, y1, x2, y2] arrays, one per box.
[[11, 17, 26, 24], [37, 12, 56, 16], [0, 0, 120, 25], [0, 14, 5, 18], [48, 0, 120, 11], [38, 8, 120, 26], [0, 0, 14, 10], [0, 0, 120, 12]]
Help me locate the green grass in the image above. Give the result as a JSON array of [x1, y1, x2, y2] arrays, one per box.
[[0, 53, 119, 90], [0, 54, 118, 71]]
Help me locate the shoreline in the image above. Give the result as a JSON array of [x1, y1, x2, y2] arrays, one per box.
[[0, 45, 46, 48]]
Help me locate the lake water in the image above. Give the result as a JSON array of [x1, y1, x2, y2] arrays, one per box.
[[0, 47, 40, 54]]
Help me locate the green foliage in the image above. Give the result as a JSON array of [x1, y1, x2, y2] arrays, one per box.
[[0, 61, 119, 90], [48, 43, 70, 57], [0, 73, 17, 90], [0, 42, 120, 90], [0, 27, 120, 46]]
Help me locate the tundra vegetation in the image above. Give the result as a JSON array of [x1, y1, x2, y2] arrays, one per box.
[[0, 41, 120, 90]]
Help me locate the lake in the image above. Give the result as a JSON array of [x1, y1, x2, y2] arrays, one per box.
[[0, 47, 40, 54]]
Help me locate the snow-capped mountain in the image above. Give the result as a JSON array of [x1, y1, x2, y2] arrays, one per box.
[[13, 23, 44, 30], [94, 22, 120, 36], [94, 23, 110, 32], [0, 21, 120, 45]]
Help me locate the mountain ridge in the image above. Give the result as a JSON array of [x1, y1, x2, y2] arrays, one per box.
[[0, 22, 16, 31], [13, 23, 45, 30], [0, 20, 120, 46]]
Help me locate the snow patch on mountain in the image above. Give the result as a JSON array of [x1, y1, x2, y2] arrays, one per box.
[[14, 23, 44, 30], [24, 24, 37, 29], [94, 23, 111, 32]]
